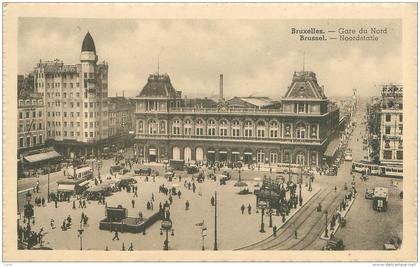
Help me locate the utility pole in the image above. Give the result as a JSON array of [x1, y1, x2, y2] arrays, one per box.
[[47, 160, 50, 202], [213, 191, 218, 250]]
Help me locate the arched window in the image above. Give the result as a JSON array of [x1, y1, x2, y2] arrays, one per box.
[[257, 120, 266, 138], [296, 152, 305, 165], [295, 123, 306, 139], [207, 119, 216, 136], [269, 121, 279, 138], [244, 120, 253, 137], [195, 119, 204, 136], [184, 119, 192, 136], [172, 119, 181, 135], [232, 120, 240, 137], [257, 150, 265, 163], [219, 120, 228, 136]]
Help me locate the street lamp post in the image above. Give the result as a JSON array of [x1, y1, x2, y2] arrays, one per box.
[[258, 201, 267, 233], [324, 210, 329, 238], [160, 219, 173, 250], [78, 223, 84, 250], [269, 176, 272, 228], [213, 191, 218, 250], [47, 160, 50, 202]]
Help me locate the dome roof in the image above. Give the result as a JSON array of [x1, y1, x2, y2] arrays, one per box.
[[81, 32, 96, 53]]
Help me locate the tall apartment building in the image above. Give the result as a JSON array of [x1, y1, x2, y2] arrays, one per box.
[[134, 71, 340, 167], [379, 84, 403, 166], [33, 32, 109, 156]]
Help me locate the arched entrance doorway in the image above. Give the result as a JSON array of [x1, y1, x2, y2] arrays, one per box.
[[219, 149, 228, 162], [196, 147, 204, 162], [184, 146, 192, 163], [172, 146, 181, 160]]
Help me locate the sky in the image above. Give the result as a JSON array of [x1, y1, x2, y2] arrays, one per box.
[[18, 18, 402, 99]]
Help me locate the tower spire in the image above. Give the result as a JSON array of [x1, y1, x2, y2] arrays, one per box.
[[302, 51, 305, 72], [157, 56, 160, 75]]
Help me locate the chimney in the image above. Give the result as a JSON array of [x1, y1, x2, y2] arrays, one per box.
[[219, 74, 224, 102]]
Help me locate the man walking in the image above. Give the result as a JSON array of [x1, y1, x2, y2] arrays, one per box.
[[241, 204, 245, 214], [112, 229, 119, 241], [247, 204, 252, 214], [131, 199, 135, 208]]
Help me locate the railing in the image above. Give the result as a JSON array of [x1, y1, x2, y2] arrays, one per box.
[[135, 107, 327, 116], [135, 134, 322, 144]]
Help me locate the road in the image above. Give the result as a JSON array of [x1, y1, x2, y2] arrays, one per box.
[[240, 97, 403, 250]]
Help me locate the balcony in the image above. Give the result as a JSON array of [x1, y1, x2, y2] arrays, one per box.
[[135, 133, 323, 145]]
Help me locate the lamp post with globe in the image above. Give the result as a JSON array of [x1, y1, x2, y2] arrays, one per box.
[[258, 200, 267, 233]]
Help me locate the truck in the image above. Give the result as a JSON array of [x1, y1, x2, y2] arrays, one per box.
[[373, 187, 388, 212], [169, 159, 185, 171]]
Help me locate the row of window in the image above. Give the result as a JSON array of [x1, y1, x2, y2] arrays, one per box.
[[37, 72, 79, 79], [46, 130, 106, 138], [384, 114, 403, 122], [18, 99, 43, 107], [383, 150, 403, 160], [18, 135, 43, 148], [46, 121, 105, 128], [47, 111, 107, 118], [47, 101, 103, 108], [141, 120, 318, 139], [384, 140, 403, 149], [18, 123, 43, 132], [19, 111, 42, 119], [384, 125, 403, 135]]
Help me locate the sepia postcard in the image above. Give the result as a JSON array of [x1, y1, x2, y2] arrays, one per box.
[[2, 2, 418, 262]]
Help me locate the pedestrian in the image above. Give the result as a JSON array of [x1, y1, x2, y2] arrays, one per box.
[[83, 199, 87, 208], [241, 204, 245, 214], [50, 219, 55, 229], [132, 199, 135, 208], [273, 225, 277, 237], [211, 196, 215, 206], [152, 193, 155, 202], [134, 190, 138, 198], [41, 197, 45, 207], [73, 200, 76, 209], [128, 242, 134, 251], [294, 229, 298, 239], [54, 199, 58, 208], [185, 200, 190, 210], [247, 204, 252, 214], [112, 229, 119, 241], [169, 195, 173, 205], [178, 190, 181, 199]]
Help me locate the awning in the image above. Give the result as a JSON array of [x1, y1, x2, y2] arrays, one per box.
[[207, 151, 215, 153], [79, 180, 90, 187], [149, 149, 156, 155], [232, 151, 240, 155], [57, 184, 75, 192], [24, 151, 61, 163], [324, 137, 340, 157], [219, 151, 227, 154]]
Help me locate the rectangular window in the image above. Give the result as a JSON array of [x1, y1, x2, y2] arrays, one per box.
[[19, 138, 24, 148], [385, 126, 391, 135], [383, 150, 392, 159], [385, 114, 391, 122], [399, 114, 403, 122], [90, 132, 93, 137], [84, 103, 88, 108], [19, 112, 22, 119], [398, 126, 403, 135], [396, 151, 403, 160], [84, 122, 88, 128], [298, 103, 305, 113], [85, 132, 88, 137], [38, 111, 42, 117]]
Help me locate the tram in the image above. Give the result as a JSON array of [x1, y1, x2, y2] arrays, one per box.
[[373, 187, 388, 212], [352, 161, 402, 178]]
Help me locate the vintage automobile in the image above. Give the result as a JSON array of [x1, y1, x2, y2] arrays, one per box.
[[365, 188, 374, 199], [187, 165, 199, 174], [134, 168, 152, 176], [164, 171, 175, 180], [110, 165, 123, 173], [322, 238, 345, 250]]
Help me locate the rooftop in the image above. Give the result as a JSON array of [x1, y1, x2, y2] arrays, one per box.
[[81, 32, 96, 53], [137, 73, 181, 98]]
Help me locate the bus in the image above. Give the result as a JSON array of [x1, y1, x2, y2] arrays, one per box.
[[373, 187, 388, 212]]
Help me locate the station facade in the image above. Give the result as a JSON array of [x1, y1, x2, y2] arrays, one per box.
[[134, 70, 340, 167]]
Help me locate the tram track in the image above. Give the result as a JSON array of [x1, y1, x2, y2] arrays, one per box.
[[238, 188, 337, 250], [273, 191, 344, 250]]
